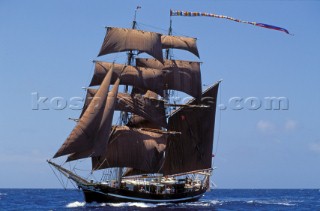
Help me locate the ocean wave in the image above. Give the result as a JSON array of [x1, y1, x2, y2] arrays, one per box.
[[66, 201, 160, 208], [246, 200, 295, 206], [180, 200, 221, 207], [175, 200, 223, 209], [66, 201, 86, 208], [0, 193, 7, 196], [204, 200, 220, 205], [107, 202, 159, 208]]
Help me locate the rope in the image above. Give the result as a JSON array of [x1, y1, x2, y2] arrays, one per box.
[[213, 82, 222, 165], [69, 180, 78, 190], [48, 162, 67, 189], [65, 162, 78, 189], [138, 22, 168, 33]]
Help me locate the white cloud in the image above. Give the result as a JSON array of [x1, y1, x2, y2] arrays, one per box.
[[0, 149, 46, 164], [284, 120, 298, 131], [309, 142, 320, 153], [257, 120, 275, 133]]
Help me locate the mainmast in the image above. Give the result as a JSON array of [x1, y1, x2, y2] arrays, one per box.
[[165, 18, 172, 60], [164, 16, 173, 114]]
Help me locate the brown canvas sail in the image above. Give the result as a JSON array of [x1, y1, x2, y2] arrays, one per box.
[[161, 82, 220, 175], [117, 94, 167, 128], [93, 78, 120, 156], [81, 89, 167, 128], [127, 90, 161, 129], [98, 27, 163, 63], [136, 58, 202, 99], [92, 126, 167, 173], [90, 61, 202, 99], [120, 82, 220, 177], [161, 35, 199, 58], [53, 66, 114, 158], [127, 114, 161, 129], [67, 79, 120, 161], [90, 62, 165, 96]]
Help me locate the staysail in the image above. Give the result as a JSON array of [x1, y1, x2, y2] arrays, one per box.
[[67, 79, 120, 161], [53, 66, 115, 158]]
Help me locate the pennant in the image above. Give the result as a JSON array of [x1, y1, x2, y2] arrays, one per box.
[[170, 10, 290, 35]]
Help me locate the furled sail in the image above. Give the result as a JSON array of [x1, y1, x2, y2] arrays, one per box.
[[67, 79, 120, 161], [81, 89, 167, 128], [53, 66, 114, 158], [136, 58, 202, 99], [161, 35, 199, 58], [90, 61, 202, 99], [91, 126, 167, 173], [123, 168, 148, 177], [98, 27, 163, 63], [161, 82, 220, 175], [117, 93, 167, 128], [127, 90, 161, 129], [127, 114, 161, 129]]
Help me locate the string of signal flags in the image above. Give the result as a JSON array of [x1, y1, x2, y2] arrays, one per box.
[[170, 9, 291, 35]]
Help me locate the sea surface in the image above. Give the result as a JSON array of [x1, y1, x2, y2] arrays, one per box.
[[0, 189, 319, 210]]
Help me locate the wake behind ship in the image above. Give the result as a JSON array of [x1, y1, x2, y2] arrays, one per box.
[[48, 9, 220, 203]]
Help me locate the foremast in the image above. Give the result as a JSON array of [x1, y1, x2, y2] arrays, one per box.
[[117, 6, 141, 187]]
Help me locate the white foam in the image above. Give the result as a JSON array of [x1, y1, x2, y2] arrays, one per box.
[[108, 202, 158, 208], [246, 200, 295, 206], [183, 200, 220, 207], [207, 200, 220, 205], [184, 202, 211, 207], [274, 202, 295, 206], [66, 201, 86, 208]]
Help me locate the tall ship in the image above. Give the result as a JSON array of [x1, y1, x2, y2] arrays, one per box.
[[48, 9, 220, 203]]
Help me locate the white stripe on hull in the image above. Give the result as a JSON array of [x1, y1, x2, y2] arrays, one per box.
[[82, 186, 204, 203], [106, 192, 203, 203]]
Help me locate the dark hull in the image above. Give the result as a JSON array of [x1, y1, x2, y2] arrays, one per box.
[[81, 184, 207, 203]]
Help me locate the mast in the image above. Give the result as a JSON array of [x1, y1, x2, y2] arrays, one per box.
[[164, 16, 173, 114], [117, 6, 141, 186], [120, 6, 139, 124], [165, 18, 172, 60]]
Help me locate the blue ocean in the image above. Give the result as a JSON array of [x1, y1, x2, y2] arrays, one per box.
[[0, 189, 319, 210]]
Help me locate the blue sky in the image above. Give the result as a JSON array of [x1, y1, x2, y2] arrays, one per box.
[[1, 0, 319, 188]]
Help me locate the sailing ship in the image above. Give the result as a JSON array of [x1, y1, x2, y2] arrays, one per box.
[[48, 9, 220, 203]]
